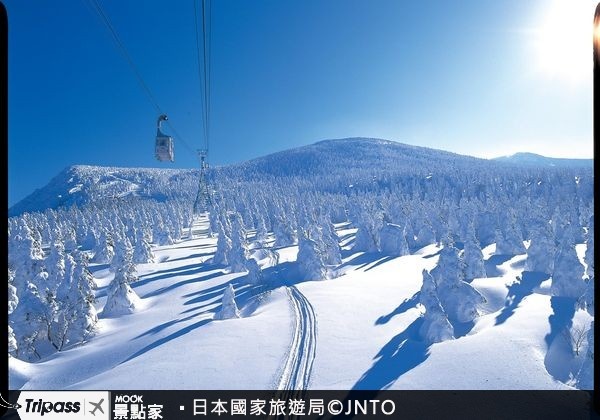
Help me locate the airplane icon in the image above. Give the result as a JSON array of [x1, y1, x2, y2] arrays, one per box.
[[89, 398, 104, 416]]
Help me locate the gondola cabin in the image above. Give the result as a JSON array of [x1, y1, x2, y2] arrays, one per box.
[[155, 114, 174, 162]]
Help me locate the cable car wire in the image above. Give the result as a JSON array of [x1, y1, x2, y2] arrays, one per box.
[[85, 0, 197, 157], [193, 0, 211, 156]]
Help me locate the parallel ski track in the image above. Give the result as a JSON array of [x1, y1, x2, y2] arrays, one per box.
[[277, 286, 317, 392]]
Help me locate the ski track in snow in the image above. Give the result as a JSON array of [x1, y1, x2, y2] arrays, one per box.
[[277, 286, 317, 392]]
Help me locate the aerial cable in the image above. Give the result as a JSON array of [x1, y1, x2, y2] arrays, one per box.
[[191, 0, 213, 220], [85, 0, 197, 157], [204, 0, 212, 155], [193, 0, 211, 155], [193, 0, 207, 151]]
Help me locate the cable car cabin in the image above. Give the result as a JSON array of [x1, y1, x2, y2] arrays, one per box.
[[155, 114, 174, 162]]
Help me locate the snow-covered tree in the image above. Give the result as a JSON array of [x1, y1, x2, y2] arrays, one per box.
[[54, 253, 98, 350], [414, 221, 436, 249], [46, 241, 67, 284], [92, 230, 114, 264], [152, 221, 173, 246], [551, 234, 586, 298], [254, 212, 269, 244], [226, 212, 249, 272], [103, 249, 141, 317], [245, 258, 263, 285], [133, 228, 155, 263], [297, 228, 327, 281], [419, 269, 454, 343], [73, 250, 97, 290], [273, 216, 297, 247], [431, 237, 486, 323], [213, 219, 232, 266], [577, 321, 594, 389], [8, 269, 18, 355], [462, 223, 486, 281], [524, 220, 555, 274], [110, 237, 133, 272], [494, 217, 526, 255], [215, 284, 241, 320], [353, 213, 380, 253], [584, 215, 594, 280], [318, 216, 343, 265], [379, 222, 409, 257]]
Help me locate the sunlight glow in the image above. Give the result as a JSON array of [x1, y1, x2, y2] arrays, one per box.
[[533, 0, 597, 84]]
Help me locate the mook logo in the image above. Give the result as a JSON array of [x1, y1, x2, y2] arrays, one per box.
[[17, 391, 109, 420]]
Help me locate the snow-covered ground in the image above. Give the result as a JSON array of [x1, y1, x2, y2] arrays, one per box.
[[9, 222, 592, 390]]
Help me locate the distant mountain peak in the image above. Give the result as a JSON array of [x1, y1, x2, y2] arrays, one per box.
[[493, 152, 592, 168]]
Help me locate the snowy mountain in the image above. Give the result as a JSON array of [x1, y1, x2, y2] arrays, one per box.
[[493, 152, 593, 168], [8, 137, 594, 391], [10, 138, 592, 217], [9, 165, 199, 217]]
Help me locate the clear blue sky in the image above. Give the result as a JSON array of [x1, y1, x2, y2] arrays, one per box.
[[6, 0, 594, 207]]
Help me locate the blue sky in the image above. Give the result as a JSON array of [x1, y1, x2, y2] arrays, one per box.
[[6, 0, 594, 207]]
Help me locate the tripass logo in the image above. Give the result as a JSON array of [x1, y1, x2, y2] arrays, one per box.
[[17, 391, 109, 420], [24, 398, 81, 416]]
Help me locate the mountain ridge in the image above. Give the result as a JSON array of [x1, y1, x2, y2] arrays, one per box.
[[9, 138, 592, 217], [493, 152, 593, 167]]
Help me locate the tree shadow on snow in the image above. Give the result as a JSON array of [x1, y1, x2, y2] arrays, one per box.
[[140, 271, 225, 299], [352, 317, 430, 390], [135, 263, 222, 288], [338, 252, 390, 272], [495, 271, 549, 326], [364, 256, 396, 272], [544, 296, 577, 383], [419, 248, 441, 259], [484, 254, 514, 277], [133, 312, 203, 339], [163, 252, 214, 264], [120, 318, 213, 365], [452, 320, 475, 339], [376, 292, 420, 325]]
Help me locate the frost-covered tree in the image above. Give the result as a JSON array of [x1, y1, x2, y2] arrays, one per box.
[[254, 212, 269, 244], [133, 228, 155, 264], [577, 320, 594, 389], [215, 284, 241, 320], [273, 216, 297, 247], [431, 237, 486, 323], [92, 230, 114, 264], [11, 275, 61, 360], [226, 212, 249, 272], [462, 223, 486, 281], [414, 220, 436, 249], [110, 237, 133, 272], [46, 241, 67, 285], [212, 219, 232, 266], [419, 269, 454, 343], [152, 221, 174, 246], [297, 228, 327, 281], [318, 216, 343, 265], [494, 214, 526, 255], [584, 215, 594, 280], [524, 220, 555, 274], [63, 225, 78, 252], [73, 250, 97, 290], [8, 269, 18, 355], [353, 212, 380, 253], [245, 258, 263, 285], [103, 249, 141, 317], [551, 234, 586, 298], [379, 222, 409, 257], [53, 253, 98, 350]]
